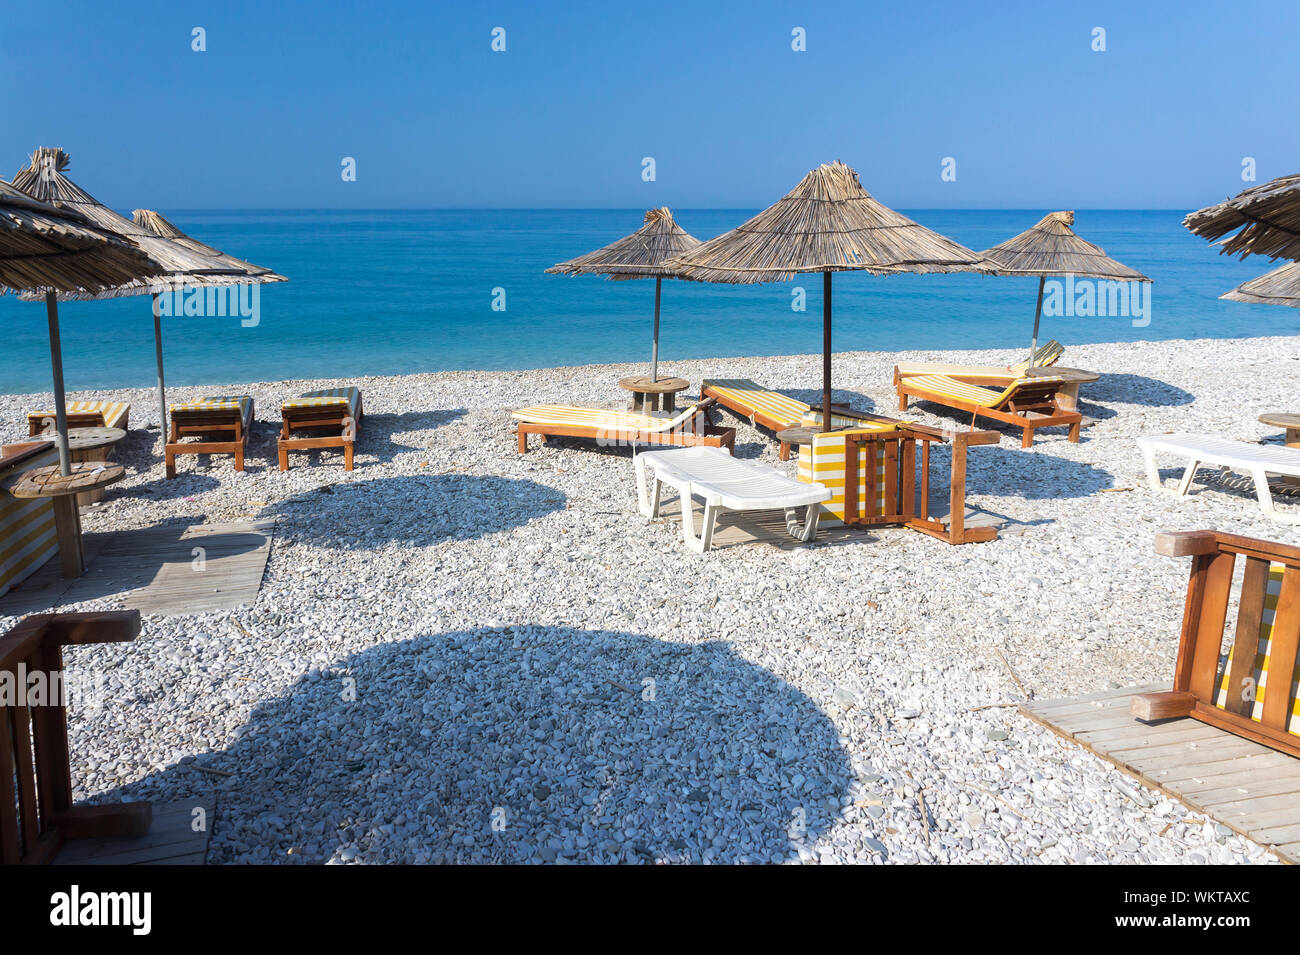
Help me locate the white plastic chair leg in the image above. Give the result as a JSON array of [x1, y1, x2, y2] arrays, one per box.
[[1251, 467, 1276, 515], [1176, 459, 1201, 496], [699, 502, 719, 553], [680, 492, 704, 553], [1142, 447, 1162, 490]]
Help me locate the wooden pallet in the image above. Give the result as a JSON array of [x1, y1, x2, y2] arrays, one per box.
[[1022, 684, 1300, 864], [52, 797, 216, 865]]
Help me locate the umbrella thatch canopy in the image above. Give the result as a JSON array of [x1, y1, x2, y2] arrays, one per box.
[[980, 211, 1151, 366], [1222, 261, 1300, 307], [11, 148, 285, 443], [1184, 174, 1300, 262], [13, 148, 284, 299], [546, 208, 702, 381], [1, 179, 158, 294], [1, 178, 166, 477], [667, 161, 992, 430]]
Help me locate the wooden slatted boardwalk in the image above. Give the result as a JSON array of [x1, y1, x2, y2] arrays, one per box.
[[52, 797, 216, 865], [1023, 684, 1300, 863], [0, 520, 273, 617]]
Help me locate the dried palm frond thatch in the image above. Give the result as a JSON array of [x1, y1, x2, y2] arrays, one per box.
[[666, 161, 991, 283], [547, 207, 702, 280], [12, 147, 285, 301], [980, 211, 1150, 367], [1184, 174, 1300, 262], [0, 179, 160, 294], [980, 211, 1150, 281], [1222, 261, 1300, 307], [546, 208, 703, 380], [665, 161, 991, 431]]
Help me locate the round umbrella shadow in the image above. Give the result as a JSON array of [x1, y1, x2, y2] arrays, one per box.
[[264, 474, 566, 547], [100, 627, 854, 864], [1078, 373, 1193, 408]]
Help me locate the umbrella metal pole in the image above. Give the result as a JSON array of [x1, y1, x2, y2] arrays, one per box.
[[153, 294, 168, 448], [651, 276, 662, 382], [44, 291, 72, 476], [1027, 275, 1045, 368], [822, 271, 833, 433]]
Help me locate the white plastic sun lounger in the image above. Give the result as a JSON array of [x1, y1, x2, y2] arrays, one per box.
[[634, 446, 831, 552], [1138, 433, 1300, 522]]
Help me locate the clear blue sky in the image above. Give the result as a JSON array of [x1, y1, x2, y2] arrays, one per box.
[[3, 0, 1296, 209]]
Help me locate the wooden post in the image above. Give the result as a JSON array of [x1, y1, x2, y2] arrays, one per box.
[[1027, 275, 1045, 368], [650, 277, 662, 383], [44, 291, 71, 477], [153, 294, 168, 446], [822, 270, 832, 433], [949, 434, 967, 544]]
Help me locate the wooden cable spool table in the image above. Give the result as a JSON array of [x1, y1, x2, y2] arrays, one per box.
[[1020, 365, 1099, 413], [1259, 413, 1300, 487], [618, 375, 689, 412], [9, 462, 126, 578], [65, 426, 127, 504]]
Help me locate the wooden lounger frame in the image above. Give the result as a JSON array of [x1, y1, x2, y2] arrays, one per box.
[[893, 371, 1082, 449], [516, 399, 736, 455], [1132, 531, 1300, 759], [832, 412, 1001, 546], [278, 395, 363, 471], [1, 611, 150, 865], [165, 400, 254, 478], [699, 382, 804, 459]]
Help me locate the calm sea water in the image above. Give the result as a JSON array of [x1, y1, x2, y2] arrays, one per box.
[[2, 209, 1294, 395]]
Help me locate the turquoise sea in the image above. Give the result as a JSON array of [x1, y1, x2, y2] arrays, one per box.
[[2, 209, 1295, 395]]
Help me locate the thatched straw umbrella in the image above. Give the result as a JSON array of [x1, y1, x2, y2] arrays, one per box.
[[12, 148, 286, 442], [546, 208, 702, 382], [666, 161, 992, 431], [1, 179, 163, 474], [1222, 261, 1300, 307], [980, 211, 1150, 367], [1184, 174, 1300, 261]]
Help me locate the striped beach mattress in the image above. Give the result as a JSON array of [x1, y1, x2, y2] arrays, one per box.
[[796, 416, 898, 523], [27, 400, 130, 433], [904, 374, 1064, 409], [1214, 564, 1300, 736], [701, 379, 811, 429], [283, 386, 361, 417], [512, 402, 704, 433], [170, 395, 253, 419]]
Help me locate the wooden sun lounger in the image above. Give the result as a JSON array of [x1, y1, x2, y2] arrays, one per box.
[[278, 387, 362, 471], [513, 398, 735, 454], [895, 372, 1081, 448], [1132, 530, 1300, 759], [1138, 433, 1300, 522], [26, 400, 130, 436], [2, 610, 151, 864], [893, 339, 1065, 382], [165, 395, 254, 478], [700, 378, 879, 460], [634, 446, 831, 552]]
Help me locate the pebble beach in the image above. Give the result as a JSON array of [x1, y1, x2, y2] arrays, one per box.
[[2, 333, 1298, 865]]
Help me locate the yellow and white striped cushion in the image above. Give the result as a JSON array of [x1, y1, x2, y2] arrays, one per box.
[[1213, 564, 1300, 735], [701, 379, 810, 429], [27, 400, 130, 431], [796, 421, 898, 524], [0, 445, 59, 597], [905, 375, 1014, 408], [512, 401, 703, 433], [283, 387, 360, 416], [170, 395, 252, 418], [1009, 340, 1065, 374]]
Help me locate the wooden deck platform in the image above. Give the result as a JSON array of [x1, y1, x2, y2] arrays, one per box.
[[0, 520, 273, 617], [53, 796, 216, 865], [1022, 684, 1300, 863]]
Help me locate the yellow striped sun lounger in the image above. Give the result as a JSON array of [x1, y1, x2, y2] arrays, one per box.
[[0, 442, 59, 598], [795, 413, 898, 524], [165, 395, 255, 478], [701, 378, 878, 460], [896, 372, 1081, 448], [279, 387, 363, 471], [513, 399, 734, 454], [26, 400, 130, 435], [894, 340, 1066, 382]]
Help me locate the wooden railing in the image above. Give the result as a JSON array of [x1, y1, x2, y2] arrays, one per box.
[[840, 420, 1001, 546], [1132, 530, 1300, 759], [1, 610, 150, 865]]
